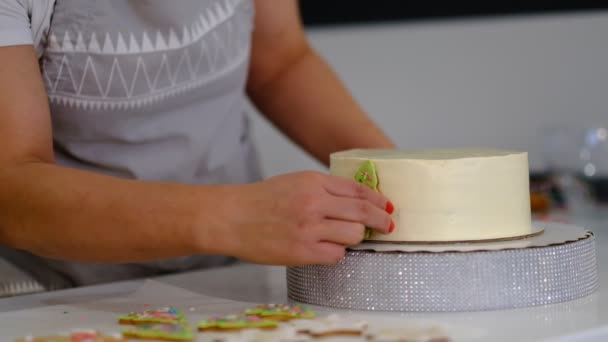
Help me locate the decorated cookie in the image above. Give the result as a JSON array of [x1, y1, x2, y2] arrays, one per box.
[[364, 326, 451, 342], [244, 304, 315, 321], [290, 314, 367, 337], [17, 330, 124, 342], [238, 326, 311, 342], [198, 314, 278, 331], [118, 307, 184, 325], [354, 160, 380, 239], [201, 326, 310, 342], [122, 323, 194, 341]]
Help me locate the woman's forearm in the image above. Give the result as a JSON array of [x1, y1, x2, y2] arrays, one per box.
[[0, 161, 233, 263], [248, 47, 395, 166]]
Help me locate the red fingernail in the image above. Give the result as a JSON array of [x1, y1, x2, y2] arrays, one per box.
[[389, 220, 395, 233], [385, 201, 394, 214]]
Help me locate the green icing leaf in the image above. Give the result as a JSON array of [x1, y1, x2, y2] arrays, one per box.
[[354, 160, 378, 240], [354, 160, 378, 190]]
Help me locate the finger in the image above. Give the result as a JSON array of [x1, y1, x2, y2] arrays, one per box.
[[308, 241, 346, 265], [314, 220, 366, 246], [323, 197, 392, 234], [287, 241, 346, 266], [323, 175, 392, 212]]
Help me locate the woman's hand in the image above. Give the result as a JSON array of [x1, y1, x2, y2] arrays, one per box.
[[215, 171, 394, 266]]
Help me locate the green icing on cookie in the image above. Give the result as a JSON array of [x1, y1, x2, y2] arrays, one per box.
[[354, 160, 379, 239], [198, 314, 278, 330], [122, 323, 194, 341], [244, 304, 315, 319]]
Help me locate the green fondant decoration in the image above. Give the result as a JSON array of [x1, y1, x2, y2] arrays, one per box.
[[354, 160, 378, 190], [354, 160, 379, 239]]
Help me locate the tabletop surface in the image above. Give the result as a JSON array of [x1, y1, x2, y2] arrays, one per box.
[[0, 208, 606, 342]]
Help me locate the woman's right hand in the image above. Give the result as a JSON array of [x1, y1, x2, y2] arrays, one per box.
[[208, 171, 394, 266]]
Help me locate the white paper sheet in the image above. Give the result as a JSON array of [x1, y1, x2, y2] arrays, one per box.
[[0, 279, 483, 341], [0, 280, 250, 340]]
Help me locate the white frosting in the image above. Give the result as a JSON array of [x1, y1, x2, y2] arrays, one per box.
[[330, 148, 532, 241]]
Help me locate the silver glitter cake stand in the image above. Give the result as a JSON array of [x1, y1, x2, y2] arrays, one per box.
[[287, 222, 598, 312]]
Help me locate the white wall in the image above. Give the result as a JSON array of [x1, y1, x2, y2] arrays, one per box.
[[249, 11, 608, 177]]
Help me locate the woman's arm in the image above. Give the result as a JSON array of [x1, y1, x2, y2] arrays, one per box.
[[0, 46, 228, 263], [247, 0, 395, 166], [0, 45, 393, 265]]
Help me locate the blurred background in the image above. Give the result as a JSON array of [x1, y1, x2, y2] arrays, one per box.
[[248, 1, 608, 212]]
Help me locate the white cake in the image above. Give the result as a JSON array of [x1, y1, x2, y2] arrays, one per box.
[[330, 148, 532, 242]]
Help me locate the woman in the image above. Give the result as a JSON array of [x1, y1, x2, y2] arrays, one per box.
[[0, 0, 395, 288]]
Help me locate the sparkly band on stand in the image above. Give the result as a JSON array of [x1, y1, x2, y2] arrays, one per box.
[[287, 224, 598, 312]]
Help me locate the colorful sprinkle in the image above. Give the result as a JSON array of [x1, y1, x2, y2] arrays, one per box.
[[118, 307, 185, 325]]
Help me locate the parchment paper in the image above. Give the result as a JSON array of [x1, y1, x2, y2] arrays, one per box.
[[0, 278, 484, 341]]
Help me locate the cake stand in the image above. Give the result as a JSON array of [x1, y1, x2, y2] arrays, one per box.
[[286, 222, 598, 312]]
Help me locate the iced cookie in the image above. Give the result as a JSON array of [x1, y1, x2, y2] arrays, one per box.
[[239, 326, 311, 342], [244, 304, 315, 321], [198, 314, 278, 331], [17, 330, 124, 342], [364, 326, 451, 342], [201, 326, 310, 342], [118, 307, 184, 325], [121, 323, 194, 341], [290, 314, 367, 338]]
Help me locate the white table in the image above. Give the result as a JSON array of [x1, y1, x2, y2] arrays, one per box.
[[0, 209, 606, 342]]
